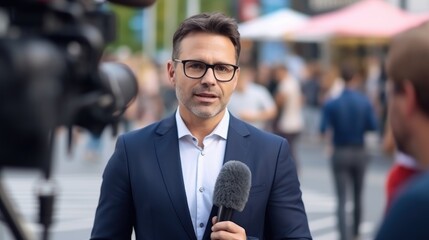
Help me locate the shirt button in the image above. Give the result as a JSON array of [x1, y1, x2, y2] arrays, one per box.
[[199, 223, 205, 228], [201, 151, 205, 156], [199, 187, 205, 192]]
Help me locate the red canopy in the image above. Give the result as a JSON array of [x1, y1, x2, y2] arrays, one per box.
[[293, 0, 429, 41]]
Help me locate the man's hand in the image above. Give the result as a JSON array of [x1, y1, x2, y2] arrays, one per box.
[[210, 216, 246, 240]]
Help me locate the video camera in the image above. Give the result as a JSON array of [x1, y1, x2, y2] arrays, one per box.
[[0, 0, 141, 169], [0, 0, 155, 239]]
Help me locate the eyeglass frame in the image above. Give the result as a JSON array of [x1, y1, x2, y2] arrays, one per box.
[[173, 59, 239, 82]]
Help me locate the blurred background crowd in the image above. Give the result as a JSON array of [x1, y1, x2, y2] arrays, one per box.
[[104, 0, 429, 144]]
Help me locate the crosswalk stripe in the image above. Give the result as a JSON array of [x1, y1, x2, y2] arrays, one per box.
[[25, 217, 95, 233], [1, 175, 100, 233]]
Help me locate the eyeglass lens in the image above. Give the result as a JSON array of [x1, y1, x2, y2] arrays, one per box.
[[184, 61, 235, 81]]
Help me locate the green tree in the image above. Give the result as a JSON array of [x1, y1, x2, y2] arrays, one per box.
[[107, 4, 141, 52], [107, 0, 235, 54]]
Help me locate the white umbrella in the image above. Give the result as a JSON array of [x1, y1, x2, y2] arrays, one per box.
[[238, 8, 309, 41]]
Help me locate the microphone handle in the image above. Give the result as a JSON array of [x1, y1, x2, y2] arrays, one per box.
[[217, 205, 234, 222]]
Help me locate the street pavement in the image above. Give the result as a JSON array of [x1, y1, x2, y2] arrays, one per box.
[[0, 127, 391, 240]]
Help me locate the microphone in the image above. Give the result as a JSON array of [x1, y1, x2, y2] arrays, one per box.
[[213, 160, 251, 222], [107, 0, 156, 8]]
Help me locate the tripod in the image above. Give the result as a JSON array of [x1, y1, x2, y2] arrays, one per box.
[[0, 131, 57, 240], [0, 179, 34, 240]]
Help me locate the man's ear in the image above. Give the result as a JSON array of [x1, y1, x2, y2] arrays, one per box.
[[403, 81, 417, 116], [167, 61, 176, 85], [232, 67, 240, 90]]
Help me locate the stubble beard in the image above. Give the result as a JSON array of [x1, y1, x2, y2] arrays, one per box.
[[176, 86, 225, 119]]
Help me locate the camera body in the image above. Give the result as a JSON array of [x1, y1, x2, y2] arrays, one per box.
[[0, 1, 138, 169]]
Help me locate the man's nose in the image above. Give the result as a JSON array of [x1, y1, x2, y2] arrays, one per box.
[[200, 67, 217, 85]]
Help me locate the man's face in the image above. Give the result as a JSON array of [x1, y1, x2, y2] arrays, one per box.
[[167, 32, 239, 120], [387, 80, 412, 154]]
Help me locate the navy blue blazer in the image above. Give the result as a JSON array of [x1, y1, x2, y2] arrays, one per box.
[[375, 173, 429, 240], [90, 114, 312, 240]]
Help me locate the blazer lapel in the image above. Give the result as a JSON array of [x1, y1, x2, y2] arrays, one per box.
[[155, 115, 196, 240], [202, 114, 251, 240], [223, 115, 251, 167]]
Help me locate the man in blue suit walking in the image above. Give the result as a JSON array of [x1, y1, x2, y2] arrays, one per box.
[[90, 12, 311, 240]]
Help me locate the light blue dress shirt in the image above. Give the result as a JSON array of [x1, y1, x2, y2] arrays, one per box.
[[176, 109, 229, 239]]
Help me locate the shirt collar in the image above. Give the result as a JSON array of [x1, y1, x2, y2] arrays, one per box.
[[175, 107, 229, 140]]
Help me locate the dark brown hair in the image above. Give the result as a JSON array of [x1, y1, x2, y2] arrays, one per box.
[[387, 21, 429, 116], [172, 12, 241, 63]]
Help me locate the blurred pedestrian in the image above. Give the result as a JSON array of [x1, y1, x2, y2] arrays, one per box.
[[158, 61, 179, 117], [122, 54, 164, 130], [84, 133, 103, 161], [375, 21, 429, 240], [301, 60, 322, 141], [320, 65, 344, 104], [320, 62, 378, 240], [228, 65, 277, 130], [364, 56, 384, 119], [285, 44, 306, 83], [272, 64, 304, 172]]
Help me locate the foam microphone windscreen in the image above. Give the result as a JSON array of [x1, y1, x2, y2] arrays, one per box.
[[213, 160, 251, 212]]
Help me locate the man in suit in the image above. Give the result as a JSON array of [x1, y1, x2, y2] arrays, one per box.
[[90, 12, 311, 240], [375, 21, 429, 239], [320, 62, 378, 240]]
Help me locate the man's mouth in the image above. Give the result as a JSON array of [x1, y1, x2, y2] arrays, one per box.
[[195, 92, 217, 98], [194, 92, 218, 102]]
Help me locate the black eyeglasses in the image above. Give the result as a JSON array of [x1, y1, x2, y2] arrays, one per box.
[[173, 59, 239, 82]]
